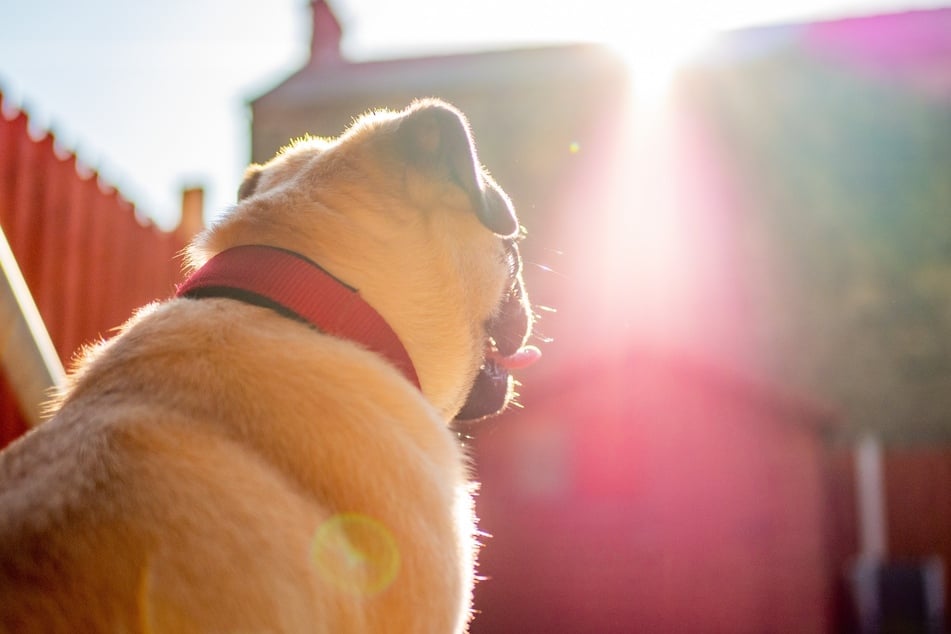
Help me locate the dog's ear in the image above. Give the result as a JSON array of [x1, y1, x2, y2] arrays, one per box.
[[396, 101, 518, 238], [237, 165, 263, 202]]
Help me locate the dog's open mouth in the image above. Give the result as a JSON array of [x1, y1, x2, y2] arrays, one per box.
[[454, 251, 540, 422], [454, 343, 540, 422]]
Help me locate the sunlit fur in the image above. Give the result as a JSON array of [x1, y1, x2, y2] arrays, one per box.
[[192, 106, 513, 420], [0, 100, 527, 633]]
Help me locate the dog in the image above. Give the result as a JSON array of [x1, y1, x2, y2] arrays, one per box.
[[0, 99, 538, 633]]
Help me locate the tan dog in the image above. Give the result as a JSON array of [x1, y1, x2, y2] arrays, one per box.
[[0, 100, 538, 633]]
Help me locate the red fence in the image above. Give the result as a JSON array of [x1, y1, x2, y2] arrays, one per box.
[[0, 92, 190, 446]]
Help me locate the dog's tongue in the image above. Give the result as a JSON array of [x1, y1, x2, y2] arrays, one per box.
[[455, 345, 541, 422], [490, 345, 541, 371]]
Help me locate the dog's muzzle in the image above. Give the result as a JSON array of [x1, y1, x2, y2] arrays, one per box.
[[455, 241, 538, 422]]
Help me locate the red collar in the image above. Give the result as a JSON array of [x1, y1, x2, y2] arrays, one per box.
[[176, 245, 420, 389]]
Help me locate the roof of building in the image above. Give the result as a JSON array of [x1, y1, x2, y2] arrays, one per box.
[[250, 1, 624, 110]]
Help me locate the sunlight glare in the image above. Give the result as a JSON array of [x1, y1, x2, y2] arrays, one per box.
[[604, 24, 714, 109]]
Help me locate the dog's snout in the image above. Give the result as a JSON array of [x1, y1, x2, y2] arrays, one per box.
[[477, 185, 518, 238]]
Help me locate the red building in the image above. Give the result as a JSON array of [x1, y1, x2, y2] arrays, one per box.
[[473, 349, 838, 632]]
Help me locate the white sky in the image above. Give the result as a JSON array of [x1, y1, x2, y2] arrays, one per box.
[[0, 0, 944, 229]]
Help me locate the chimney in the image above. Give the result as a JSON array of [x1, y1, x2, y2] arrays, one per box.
[[311, 0, 343, 67], [178, 186, 205, 241]]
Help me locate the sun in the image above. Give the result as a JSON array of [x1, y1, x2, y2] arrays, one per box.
[[603, 24, 715, 109]]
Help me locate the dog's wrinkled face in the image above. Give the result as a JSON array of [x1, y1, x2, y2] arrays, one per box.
[[201, 100, 537, 422]]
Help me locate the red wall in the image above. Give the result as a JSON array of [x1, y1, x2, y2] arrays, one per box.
[[0, 93, 188, 447], [472, 350, 836, 633], [885, 446, 951, 611]]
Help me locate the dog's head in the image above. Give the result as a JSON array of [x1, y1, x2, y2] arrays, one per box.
[[191, 99, 537, 422]]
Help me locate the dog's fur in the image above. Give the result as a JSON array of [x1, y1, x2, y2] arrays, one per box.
[[0, 100, 534, 633]]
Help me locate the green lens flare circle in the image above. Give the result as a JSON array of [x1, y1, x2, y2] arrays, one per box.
[[310, 513, 400, 596]]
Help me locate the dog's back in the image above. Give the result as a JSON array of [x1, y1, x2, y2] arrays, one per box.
[[0, 100, 535, 633], [1, 296, 469, 633]]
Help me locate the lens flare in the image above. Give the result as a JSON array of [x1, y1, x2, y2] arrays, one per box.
[[310, 513, 401, 596]]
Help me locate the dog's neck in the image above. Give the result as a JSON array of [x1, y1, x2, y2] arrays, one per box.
[[176, 245, 420, 389]]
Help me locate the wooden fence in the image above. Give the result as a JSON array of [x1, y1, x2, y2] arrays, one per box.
[[0, 91, 194, 446]]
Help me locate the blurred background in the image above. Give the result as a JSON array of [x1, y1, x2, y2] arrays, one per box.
[[2, 1, 950, 631]]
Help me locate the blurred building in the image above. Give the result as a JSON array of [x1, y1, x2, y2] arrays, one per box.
[[247, 3, 951, 631]]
